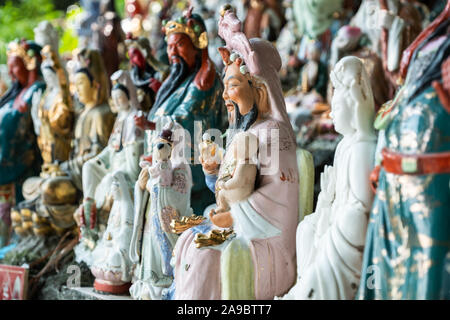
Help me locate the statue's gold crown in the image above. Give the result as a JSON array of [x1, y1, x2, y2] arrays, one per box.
[[7, 40, 37, 71], [162, 8, 208, 50]]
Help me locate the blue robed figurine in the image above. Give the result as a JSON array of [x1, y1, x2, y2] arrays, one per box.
[[358, 7, 450, 300], [0, 40, 45, 247]]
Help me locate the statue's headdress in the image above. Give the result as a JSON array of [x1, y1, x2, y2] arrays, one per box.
[[41, 45, 72, 109], [162, 7, 208, 50], [7, 39, 42, 71], [218, 5, 296, 143], [158, 129, 173, 146]]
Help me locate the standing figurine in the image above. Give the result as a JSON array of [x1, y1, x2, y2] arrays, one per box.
[[169, 6, 301, 300], [359, 4, 450, 300], [0, 40, 45, 246], [91, 0, 126, 79], [129, 128, 193, 300], [280, 56, 377, 299]]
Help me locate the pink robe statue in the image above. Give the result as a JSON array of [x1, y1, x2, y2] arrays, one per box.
[[171, 7, 299, 300]]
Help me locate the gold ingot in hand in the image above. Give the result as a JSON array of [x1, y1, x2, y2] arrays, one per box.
[[20, 208, 32, 220], [194, 228, 235, 248], [33, 225, 53, 237], [22, 221, 33, 232], [31, 212, 50, 225], [170, 215, 206, 234], [11, 210, 22, 224]]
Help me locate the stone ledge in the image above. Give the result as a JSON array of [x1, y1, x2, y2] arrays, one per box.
[[61, 286, 132, 300]]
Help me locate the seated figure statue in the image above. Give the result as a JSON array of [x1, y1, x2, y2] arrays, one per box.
[[19, 49, 115, 246], [14, 45, 74, 238], [90, 171, 135, 294], [281, 56, 377, 299], [74, 70, 144, 264], [168, 7, 301, 300]]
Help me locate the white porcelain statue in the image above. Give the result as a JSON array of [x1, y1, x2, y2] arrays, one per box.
[[280, 56, 377, 300]]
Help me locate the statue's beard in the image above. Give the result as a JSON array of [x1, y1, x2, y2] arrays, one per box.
[[227, 101, 258, 147], [151, 55, 191, 114], [0, 81, 23, 108]]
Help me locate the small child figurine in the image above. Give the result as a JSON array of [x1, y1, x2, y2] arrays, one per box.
[[212, 131, 258, 215], [147, 129, 174, 189], [199, 132, 223, 168]]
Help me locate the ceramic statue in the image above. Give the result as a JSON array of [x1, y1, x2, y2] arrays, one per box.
[[129, 128, 193, 300], [74, 69, 143, 265], [358, 4, 450, 299], [293, 0, 343, 40], [13, 45, 74, 238], [77, 0, 102, 48], [134, 7, 228, 214], [280, 56, 377, 299], [329, 25, 389, 110], [378, 0, 423, 93], [0, 40, 45, 246], [168, 6, 301, 300], [125, 35, 168, 113], [15, 49, 115, 245], [243, 0, 286, 42], [91, 0, 126, 78], [90, 171, 136, 294]]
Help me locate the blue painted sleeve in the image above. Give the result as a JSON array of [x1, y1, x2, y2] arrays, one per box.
[[204, 173, 218, 193]]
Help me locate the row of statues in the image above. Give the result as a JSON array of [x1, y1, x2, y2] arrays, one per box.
[[0, 0, 449, 300]]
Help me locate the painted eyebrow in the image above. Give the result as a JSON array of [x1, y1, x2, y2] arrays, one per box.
[[171, 36, 187, 47], [226, 75, 241, 82]]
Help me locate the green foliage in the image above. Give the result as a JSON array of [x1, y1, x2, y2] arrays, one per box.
[[0, 0, 63, 64], [58, 5, 82, 57], [115, 0, 125, 19]]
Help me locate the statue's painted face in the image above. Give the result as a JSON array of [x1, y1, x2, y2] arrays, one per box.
[[167, 33, 197, 70], [74, 72, 95, 105], [128, 46, 146, 70], [330, 85, 353, 135], [7, 56, 28, 86], [111, 88, 130, 112], [223, 62, 255, 117]]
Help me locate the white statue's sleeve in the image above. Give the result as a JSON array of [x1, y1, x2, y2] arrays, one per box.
[[338, 144, 375, 247], [129, 181, 149, 263], [82, 146, 112, 200], [121, 140, 144, 182], [30, 90, 42, 136]]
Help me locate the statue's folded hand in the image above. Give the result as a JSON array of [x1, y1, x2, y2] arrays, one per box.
[[199, 155, 219, 175], [318, 165, 336, 205]]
